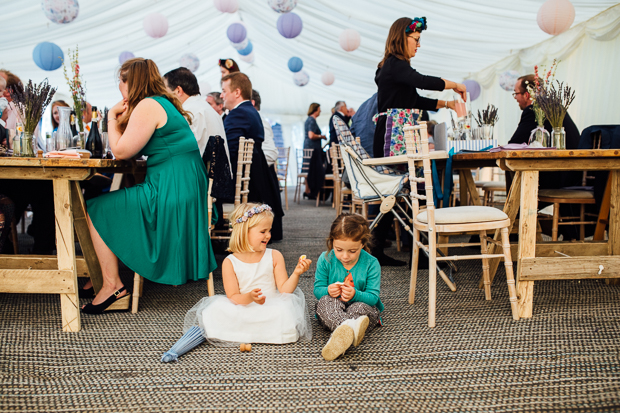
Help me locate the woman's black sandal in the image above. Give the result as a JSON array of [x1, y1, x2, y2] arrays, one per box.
[[81, 286, 131, 314]]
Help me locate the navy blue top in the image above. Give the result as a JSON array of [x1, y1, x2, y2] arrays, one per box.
[[303, 116, 322, 150], [224, 100, 264, 168], [350, 93, 378, 157]]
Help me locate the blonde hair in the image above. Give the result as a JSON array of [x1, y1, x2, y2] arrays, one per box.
[[227, 203, 274, 253]]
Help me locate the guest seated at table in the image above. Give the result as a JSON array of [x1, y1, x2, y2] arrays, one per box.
[[329, 101, 350, 145], [507, 74, 581, 192], [221, 72, 284, 241], [81, 58, 217, 313], [50, 100, 70, 133], [207, 92, 225, 117]]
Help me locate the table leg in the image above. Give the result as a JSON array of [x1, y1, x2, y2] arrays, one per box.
[[460, 169, 482, 206], [594, 172, 611, 241], [71, 181, 104, 294], [53, 179, 80, 332], [459, 170, 468, 206], [607, 171, 620, 285], [516, 171, 538, 318]]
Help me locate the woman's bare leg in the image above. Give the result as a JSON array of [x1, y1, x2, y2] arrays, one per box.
[[83, 213, 127, 307]]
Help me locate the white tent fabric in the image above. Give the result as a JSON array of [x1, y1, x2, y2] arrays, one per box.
[[1, 1, 619, 148]]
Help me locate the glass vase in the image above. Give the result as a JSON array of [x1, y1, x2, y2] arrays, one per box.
[[56, 106, 73, 150], [21, 132, 35, 157], [12, 127, 22, 157], [482, 124, 494, 140], [552, 126, 566, 150], [532, 127, 550, 147]]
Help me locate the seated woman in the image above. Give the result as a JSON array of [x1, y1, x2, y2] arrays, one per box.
[[81, 58, 217, 313]]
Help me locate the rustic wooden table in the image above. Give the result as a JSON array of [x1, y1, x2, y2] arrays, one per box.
[[0, 157, 144, 332]]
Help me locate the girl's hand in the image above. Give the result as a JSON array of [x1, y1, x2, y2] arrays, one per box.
[[454, 83, 467, 101], [327, 283, 341, 298], [251, 288, 265, 305], [109, 99, 127, 120], [293, 258, 312, 276], [340, 284, 355, 302]]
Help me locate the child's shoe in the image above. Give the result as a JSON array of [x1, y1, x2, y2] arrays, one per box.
[[345, 315, 369, 347], [321, 323, 354, 361]]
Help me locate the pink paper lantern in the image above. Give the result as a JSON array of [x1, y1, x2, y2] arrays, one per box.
[[537, 0, 575, 35], [213, 0, 238, 13], [143, 13, 168, 39], [321, 71, 335, 86], [339, 29, 361, 52]]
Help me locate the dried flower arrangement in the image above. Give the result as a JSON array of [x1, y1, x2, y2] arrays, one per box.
[[9, 79, 56, 135], [474, 104, 499, 127], [536, 81, 576, 129], [63, 46, 86, 132]]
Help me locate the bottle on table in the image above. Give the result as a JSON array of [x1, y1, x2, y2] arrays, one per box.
[[85, 106, 103, 158], [70, 111, 79, 138]]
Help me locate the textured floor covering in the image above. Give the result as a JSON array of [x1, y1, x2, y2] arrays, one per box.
[[1, 195, 620, 412]]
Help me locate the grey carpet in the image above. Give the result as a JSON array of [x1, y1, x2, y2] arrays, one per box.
[[1, 195, 620, 412]]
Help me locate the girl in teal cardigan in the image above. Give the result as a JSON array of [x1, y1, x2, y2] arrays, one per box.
[[314, 213, 384, 361]]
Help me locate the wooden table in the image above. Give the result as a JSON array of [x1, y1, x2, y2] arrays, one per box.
[[364, 149, 620, 317], [0, 157, 144, 332]]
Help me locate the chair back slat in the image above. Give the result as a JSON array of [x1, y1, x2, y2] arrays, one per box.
[[234, 137, 254, 206]]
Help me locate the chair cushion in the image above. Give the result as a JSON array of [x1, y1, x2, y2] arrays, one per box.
[[222, 203, 235, 215], [475, 180, 490, 188], [538, 189, 594, 199], [482, 181, 505, 190], [416, 206, 508, 224]]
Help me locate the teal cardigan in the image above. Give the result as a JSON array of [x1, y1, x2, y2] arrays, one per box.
[[313, 249, 384, 312]]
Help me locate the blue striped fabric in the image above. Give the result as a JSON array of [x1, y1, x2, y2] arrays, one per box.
[[447, 139, 497, 152]]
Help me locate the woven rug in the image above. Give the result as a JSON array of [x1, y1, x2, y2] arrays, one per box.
[[1, 194, 620, 412]]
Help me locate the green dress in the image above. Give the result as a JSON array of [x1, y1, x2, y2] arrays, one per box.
[[87, 96, 217, 285]]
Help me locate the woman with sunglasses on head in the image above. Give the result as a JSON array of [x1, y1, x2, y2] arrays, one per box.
[[371, 17, 467, 266]]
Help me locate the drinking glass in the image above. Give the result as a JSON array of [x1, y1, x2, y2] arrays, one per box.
[[453, 95, 467, 118]]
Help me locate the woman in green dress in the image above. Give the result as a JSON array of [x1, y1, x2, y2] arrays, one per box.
[[82, 58, 217, 314]]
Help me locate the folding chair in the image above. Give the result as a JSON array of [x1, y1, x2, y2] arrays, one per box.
[[294, 149, 313, 203], [276, 147, 290, 210]]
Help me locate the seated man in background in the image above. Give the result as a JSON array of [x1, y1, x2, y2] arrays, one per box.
[[207, 92, 225, 118]]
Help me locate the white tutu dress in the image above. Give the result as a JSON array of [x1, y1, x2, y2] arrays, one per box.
[[183, 249, 312, 346]]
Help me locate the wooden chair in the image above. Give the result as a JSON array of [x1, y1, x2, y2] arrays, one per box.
[[316, 147, 335, 207], [405, 124, 519, 328], [275, 147, 290, 210], [482, 168, 506, 207], [294, 148, 313, 204], [538, 188, 596, 241], [130, 138, 256, 314], [329, 144, 353, 215]]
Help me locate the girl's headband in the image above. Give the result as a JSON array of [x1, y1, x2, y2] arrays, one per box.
[[219, 59, 234, 69], [233, 204, 272, 225], [405, 17, 427, 33]]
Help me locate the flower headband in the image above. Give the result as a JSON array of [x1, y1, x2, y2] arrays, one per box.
[[234, 204, 272, 225], [219, 59, 234, 69], [405, 17, 427, 34]]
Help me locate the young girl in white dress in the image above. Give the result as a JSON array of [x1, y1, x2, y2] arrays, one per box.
[[181, 203, 312, 349]]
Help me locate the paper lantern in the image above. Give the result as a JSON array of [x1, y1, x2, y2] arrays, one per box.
[[32, 42, 64, 71], [143, 13, 168, 39], [287, 57, 303, 73], [499, 70, 520, 92], [180, 53, 200, 72], [237, 41, 253, 56], [227, 22, 247, 43], [268, 0, 297, 13], [118, 51, 135, 65], [230, 38, 249, 51], [239, 51, 255, 63], [277, 12, 302, 39], [213, 0, 238, 13], [463, 79, 481, 101], [41, 0, 79, 24], [321, 71, 335, 86], [339, 29, 361, 52], [293, 70, 309, 87], [537, 0, 575, 35], [199, 81, 212, 96]]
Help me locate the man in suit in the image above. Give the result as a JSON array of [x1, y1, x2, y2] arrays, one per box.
[[329, 101, 350, 145], [221, 72, 284, 240]]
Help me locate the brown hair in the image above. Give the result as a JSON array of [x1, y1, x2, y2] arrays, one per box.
[[327, 213, 372, 253], [218, 58, 240, 74], [221, 72, 252, 101], [51, 100, 70, 129], [0, 69, 23, 95], [517, 74, 537, 94], [307, 102, 320, 116], [378, 17, 419, 69], [228, 203, 274, 253], [116, 58, 191, 134]]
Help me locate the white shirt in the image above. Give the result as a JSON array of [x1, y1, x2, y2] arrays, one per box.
[[183, 95, 232, 174], [260, 113, 278, 167]]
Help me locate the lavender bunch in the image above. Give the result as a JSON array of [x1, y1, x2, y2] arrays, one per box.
[[9, 79, 56, 135], [536, 81, 575, 129], [474, 104, 499, 127]]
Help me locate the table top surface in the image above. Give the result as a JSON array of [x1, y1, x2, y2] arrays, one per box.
[[0, 157, 143, 168]]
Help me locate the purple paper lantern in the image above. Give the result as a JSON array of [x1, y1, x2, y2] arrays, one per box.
[[227, 22, 247, 43], [277, 12, 302, 39], [41, 0, 79, 24], [143, 13, 168, 39], [119, 51, 135, 65], [463, 79, 481, 101]]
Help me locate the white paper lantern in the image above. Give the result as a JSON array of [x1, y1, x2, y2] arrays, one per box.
[[537, 0, 575, 35], [293, 70, 309, 87], [214, 0, 238, 13], [499, 70, 520, 92], [339, 29, 361, 52], [239, 51, 255, 63], [230, 38, 249, 51], [179, 53, 200, 72], [321, 71, 335, 86], [41, 0, 79, 24], [143, 13, 168, 39], [268, 0, 297, 13], [199, 81, 212, 96]]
